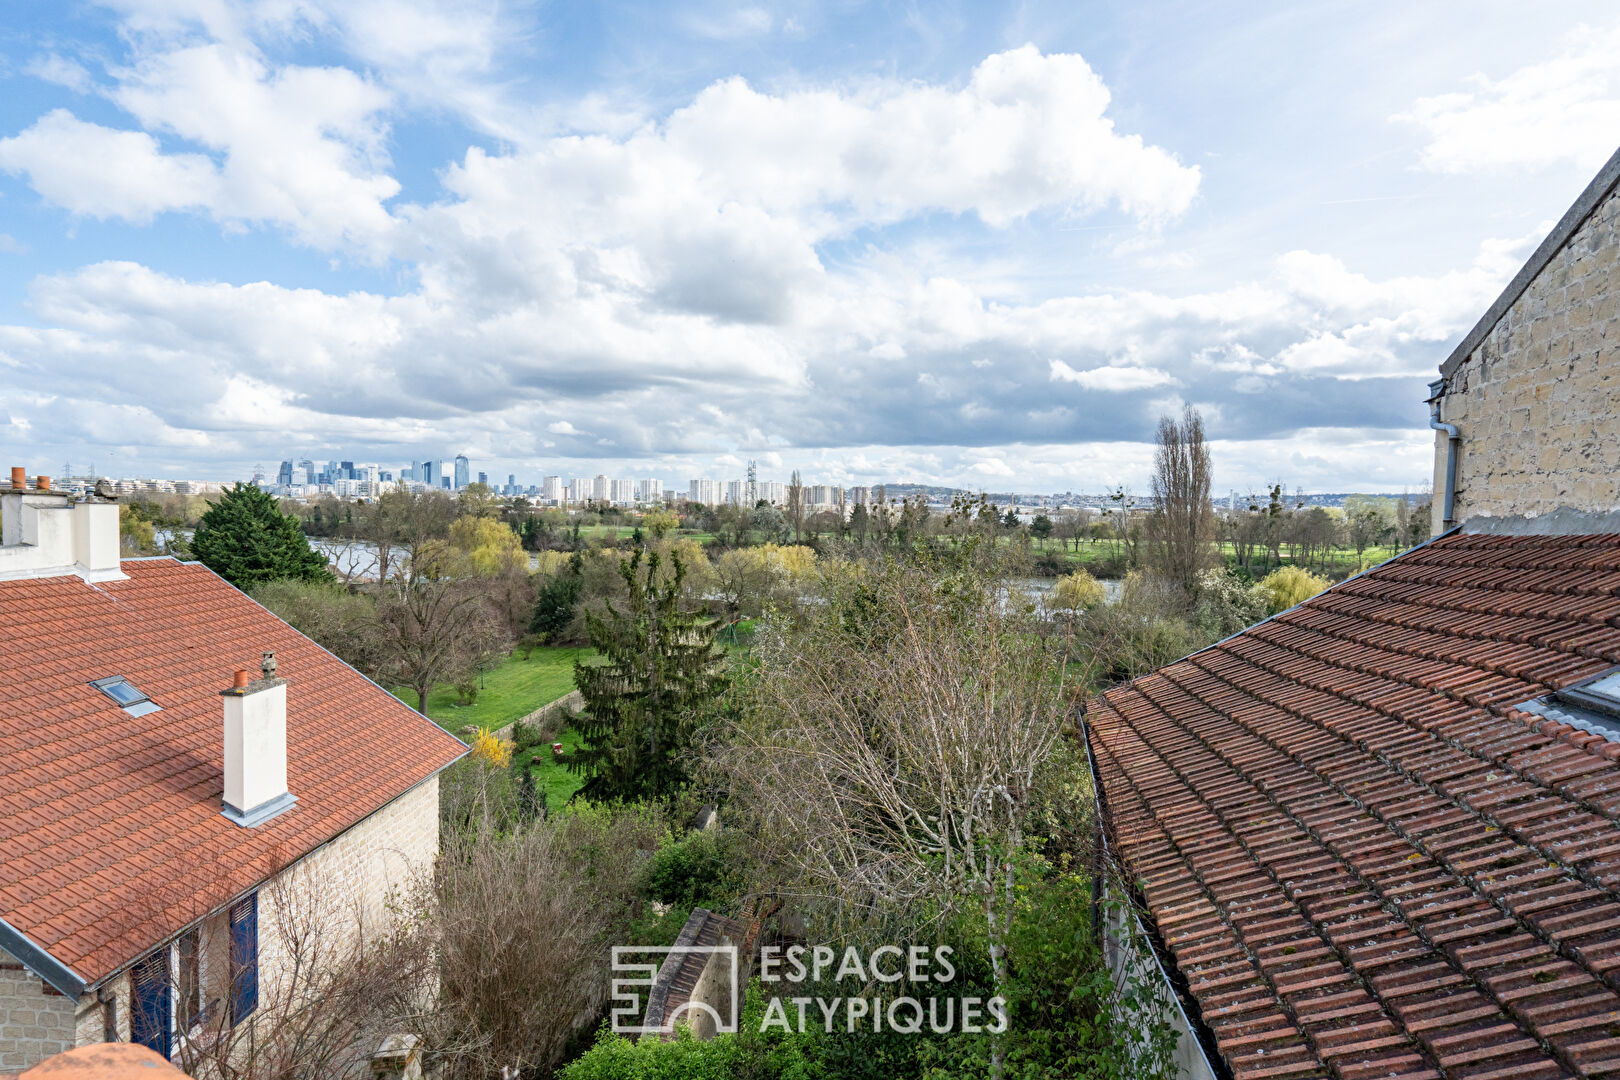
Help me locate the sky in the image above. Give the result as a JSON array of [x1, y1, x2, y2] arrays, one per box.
[[1, 2, 1618, 494]]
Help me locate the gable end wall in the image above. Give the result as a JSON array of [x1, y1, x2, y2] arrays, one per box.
[[1432, 185, 1620, 533]]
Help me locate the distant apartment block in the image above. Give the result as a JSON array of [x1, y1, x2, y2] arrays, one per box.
[[689, 478, 719, 506]]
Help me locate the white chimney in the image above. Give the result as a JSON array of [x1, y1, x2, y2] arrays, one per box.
[[0, 467, 123, 582], [220, 654, 296, 827]]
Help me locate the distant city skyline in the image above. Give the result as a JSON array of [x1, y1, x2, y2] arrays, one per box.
[[3, 5, 1616, 491]]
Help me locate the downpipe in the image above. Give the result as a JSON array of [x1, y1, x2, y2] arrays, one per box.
[[1428, 378, 1459, 528]]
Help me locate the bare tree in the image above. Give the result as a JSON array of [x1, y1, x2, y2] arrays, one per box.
[[163, 862, 437, 1080], [373, 543, 509, 715], [706, 552, 1071, 1079], [415, 805, 662, 1079], [1143, 405, 1216, 592]]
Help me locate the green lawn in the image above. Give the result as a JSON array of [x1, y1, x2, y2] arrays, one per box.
[[514, 726, 588, 808], [1030, 538, 1409, 578], [394, 646, 591, 733]]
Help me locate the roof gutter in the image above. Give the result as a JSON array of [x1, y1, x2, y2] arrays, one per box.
[[0, 916, 87, 999], [1078, 706, 1232, 1080], [1427, 378, 1460, 530]]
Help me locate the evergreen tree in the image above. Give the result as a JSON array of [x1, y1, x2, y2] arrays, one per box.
[[529, 551, 583, 642], [570, 547, 725, 802], [515, 761, 543, 823], [191, 483, 331, 590]]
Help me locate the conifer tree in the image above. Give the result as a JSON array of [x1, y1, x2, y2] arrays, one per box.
[[515, 762, 542, 823], [569, 547, 724, 802], [192, 483, 331, 590]]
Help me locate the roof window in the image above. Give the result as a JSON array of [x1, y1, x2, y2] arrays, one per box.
[[1517, 666, 1620, 743], [90, 676, 161, 717], [1556, 669, 1620, 720]]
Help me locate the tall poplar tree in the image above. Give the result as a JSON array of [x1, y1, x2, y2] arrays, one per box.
[[192, 483, 331, 590], [570, 547, 724, 802]]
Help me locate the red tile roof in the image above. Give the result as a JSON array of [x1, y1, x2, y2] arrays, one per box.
[[0, 558, 466, 988], [1087, 532, 1620, 1080]]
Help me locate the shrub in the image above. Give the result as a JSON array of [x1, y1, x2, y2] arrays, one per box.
[[639, 828, 748, 912], [560, 986, 828, 1080], [417, 805, 663, 1079], [1050, 570, 1107, 612], [1032, 549, 1069, 577], [1190, 569, 1268, 639], [1256, 566, 1331, 614], [516, 632, 543, 659], [469, 726, 513, 769]]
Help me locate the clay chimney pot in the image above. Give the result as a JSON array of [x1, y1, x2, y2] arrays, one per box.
[[36, 475, 50, 491], [233, 669, 253, 689], [10, 467, 23, 490]]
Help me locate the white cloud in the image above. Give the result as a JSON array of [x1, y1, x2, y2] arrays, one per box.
[[25, 53, 95, 93], [1048, 360, 1176, 391], [1395, 21, 1620, 173], [0, 13, 1527, 492], [0, 44, 397, 249], [0, 110, 219, 223]]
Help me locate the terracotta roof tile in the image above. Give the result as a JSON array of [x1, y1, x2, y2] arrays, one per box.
[[0, 559, 466, 986], [1089, 533, 1620, 1080]]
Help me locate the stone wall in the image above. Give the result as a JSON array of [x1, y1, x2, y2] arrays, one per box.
[[256, 774, 441, 1000], [0, 948, 78, 1070], [0, 776, 441, 1070], [1433, 186, 1620, 533], [467, 689, 582, 743]]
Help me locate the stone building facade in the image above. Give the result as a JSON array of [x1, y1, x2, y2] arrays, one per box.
[[1430, 146, 1620, 533], [0, 777, 440, 1071]]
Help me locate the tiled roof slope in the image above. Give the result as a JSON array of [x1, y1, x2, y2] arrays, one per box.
[[0, 558, 466, 987], [1088, 533, 1620, 1080]]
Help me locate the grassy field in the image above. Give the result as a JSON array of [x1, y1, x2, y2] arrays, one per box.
[[1031, 538, 1408, 578], [394, 646, 591, 732], [514, 726, 587, 808]]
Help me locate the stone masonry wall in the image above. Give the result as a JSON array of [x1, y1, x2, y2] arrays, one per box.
[[255, 775, 440, 1005], [0, 947, 78, 1070], [0, 776, 441, 1070], [1433, 186, 1620, 533]]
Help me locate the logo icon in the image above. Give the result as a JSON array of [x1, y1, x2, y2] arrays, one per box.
[[611, 945, 740, 1036]]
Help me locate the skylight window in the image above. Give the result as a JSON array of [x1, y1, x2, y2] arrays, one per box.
[[90, 676, 160, 716], [1555, 669, 1620, 720], [1517, 666, 1620, 744]]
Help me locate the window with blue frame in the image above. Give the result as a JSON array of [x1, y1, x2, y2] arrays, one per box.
[[130, 950, 171, 1059], [229, 893, 258, 1025]]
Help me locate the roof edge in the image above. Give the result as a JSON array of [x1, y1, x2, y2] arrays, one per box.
[[0, 917, 86, 999], [1077, 708, 1233, 1080], [1100, 525, 1465, 698], [1439, 142, 1620, 380]]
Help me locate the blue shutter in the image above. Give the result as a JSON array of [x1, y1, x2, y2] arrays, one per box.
[[229, 894, 258, 1024], [131, 950, 171, 1058]]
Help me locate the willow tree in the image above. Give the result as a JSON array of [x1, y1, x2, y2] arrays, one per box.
[[570, 547, 725, 803]]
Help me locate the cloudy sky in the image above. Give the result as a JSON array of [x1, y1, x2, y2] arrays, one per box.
[[1, 1, 1617, 493]]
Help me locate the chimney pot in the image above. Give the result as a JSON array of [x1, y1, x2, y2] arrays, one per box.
[[233, 669, 253, 688], [35, 475, 50, 491], [10, 467, 23, 490]]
